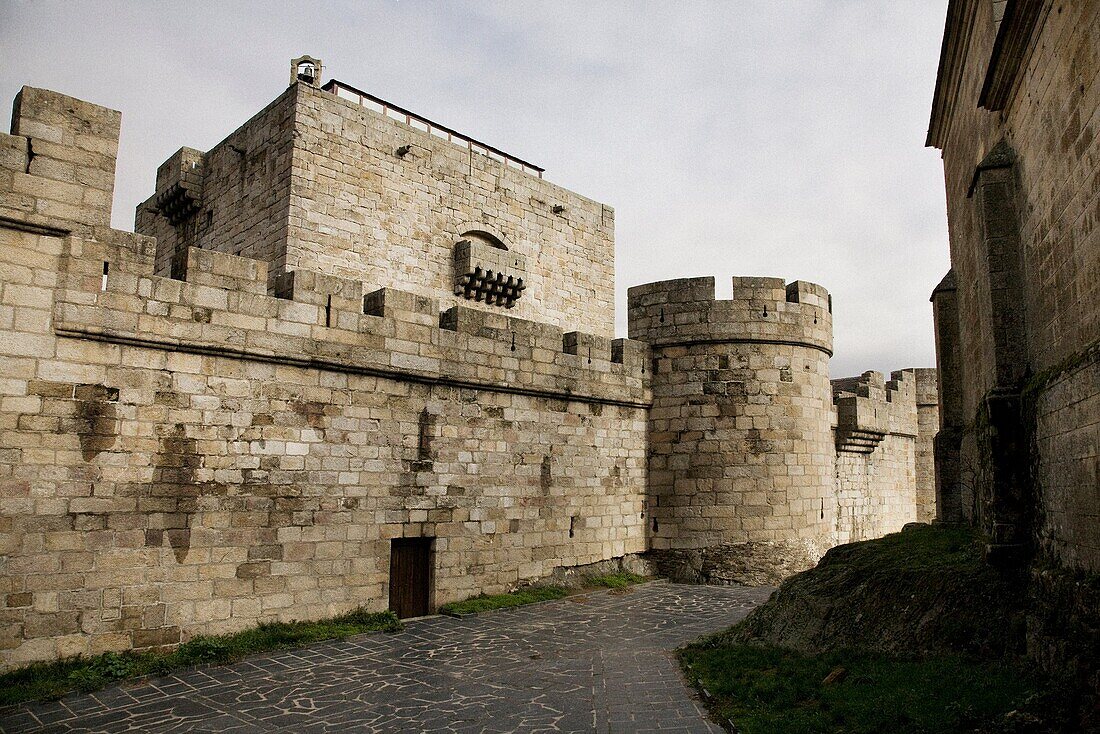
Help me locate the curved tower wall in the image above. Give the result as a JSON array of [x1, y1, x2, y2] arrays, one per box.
[[628, 276, 835, 585]]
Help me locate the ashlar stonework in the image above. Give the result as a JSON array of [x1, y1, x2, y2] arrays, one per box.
[[927, 0, 1099, 689], [0, 63, 937, 669]]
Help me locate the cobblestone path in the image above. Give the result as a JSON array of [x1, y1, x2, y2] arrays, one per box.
[[0, 582, 771, 734]]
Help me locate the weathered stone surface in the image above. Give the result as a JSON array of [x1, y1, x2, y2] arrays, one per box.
[[135, 84, 615, 338], [928, 0, 1099, 572], [629, 277, 932, 584], [0, 78, 937, 670], [927, 0, 1099, 704]]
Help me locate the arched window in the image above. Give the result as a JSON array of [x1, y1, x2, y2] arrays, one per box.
[[460, 228, 507, 251]]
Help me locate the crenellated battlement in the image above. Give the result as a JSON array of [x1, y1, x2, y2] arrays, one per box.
[[832, 369, 919, 452], [626, 275, 832, 355], [53, 241, 650, 408], [0, 86, 121, 234]]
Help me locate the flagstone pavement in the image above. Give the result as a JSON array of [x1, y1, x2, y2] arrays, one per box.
[[0, 581, 772, 734]]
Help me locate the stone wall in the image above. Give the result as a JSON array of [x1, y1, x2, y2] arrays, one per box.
[[0, 87, 648, 671], [928, 0, 1099, 571], [1, 87, 120, 232], [629, 274, 937, 586], [2, 78, 943, 670], [628, 276, 836, 586], [1033, 349, 1100, 570], [831, 370, 926, 544], [136, 82, 616, 338], [914, 368, 939, 523]]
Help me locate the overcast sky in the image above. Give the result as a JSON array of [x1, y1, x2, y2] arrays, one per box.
[[1, 0, 950, 378]]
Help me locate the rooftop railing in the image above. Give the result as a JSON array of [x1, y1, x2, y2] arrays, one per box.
[[322, 80, 545, 178]]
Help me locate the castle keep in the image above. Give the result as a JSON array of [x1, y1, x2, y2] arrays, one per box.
[[0, 59, 936, 669]]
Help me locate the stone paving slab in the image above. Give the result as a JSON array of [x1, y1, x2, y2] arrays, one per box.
[[0, 582, 772, 734]]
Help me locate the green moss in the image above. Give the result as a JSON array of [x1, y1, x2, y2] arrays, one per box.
[[438, 586, 569, 615], [1021, 337, 1100, 402], [679, 643, 1053, 734], [809, 524, 984, 577], [0, 609, 401, 706], [584, 572, 648, 588]]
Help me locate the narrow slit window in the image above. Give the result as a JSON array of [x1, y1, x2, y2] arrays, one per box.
[[324, 295, 332, 327], [101, 261, 109, 291]]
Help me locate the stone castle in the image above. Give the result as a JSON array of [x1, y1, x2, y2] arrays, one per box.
[[0, 57, 938, 668]]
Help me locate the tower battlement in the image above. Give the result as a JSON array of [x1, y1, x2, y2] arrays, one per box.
[[0, 86, 120, 233], [832, 370, 919, 454], [628, 274, 836, 585], [135, 80, 615, 338], [627, 276, 832, 355]]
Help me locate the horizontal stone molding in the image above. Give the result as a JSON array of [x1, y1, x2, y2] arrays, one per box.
[[53, 241, 651, 409], [0, 213, 70, 237], [646, 336, 833, 357], [53, 324, 652, 409]]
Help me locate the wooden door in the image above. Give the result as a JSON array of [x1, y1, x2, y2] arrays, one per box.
[[388, 537, 432, 618]]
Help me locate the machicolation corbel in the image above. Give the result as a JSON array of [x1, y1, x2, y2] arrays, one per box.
[[153, 148, 205, 227], [453, 237, 527, 308]]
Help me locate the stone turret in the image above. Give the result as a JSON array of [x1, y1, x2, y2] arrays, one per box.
[[628, 276, 835, 585]]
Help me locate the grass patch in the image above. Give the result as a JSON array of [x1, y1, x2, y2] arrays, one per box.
[[0, 609, 400, 707], [438, 585, 569, 615], [812, 524, 985, 578], [679, 643, 1053, 734], [585, 572, 648, 589]]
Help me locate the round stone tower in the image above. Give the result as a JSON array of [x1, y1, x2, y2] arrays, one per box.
[[628, 276, 835, 585]]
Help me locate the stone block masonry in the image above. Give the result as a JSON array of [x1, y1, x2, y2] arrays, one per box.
[[0, 75, 936, 669], [0, 219, 649, 668], [0, 87, 120, 232], [0, 85, 647, 670], [136, 82, 615, 338], [927, 0, 1098, 689], [928, 0, 1099, 572], [832, 370, 937, 544], [628, 277, 937, 585], [913, 368, 939, 524], [629, 277, 837, 586]]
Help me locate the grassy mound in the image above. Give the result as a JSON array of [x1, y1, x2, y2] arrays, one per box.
[[724, 525, 1027, 657], [681, 525, 1093, 733]]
